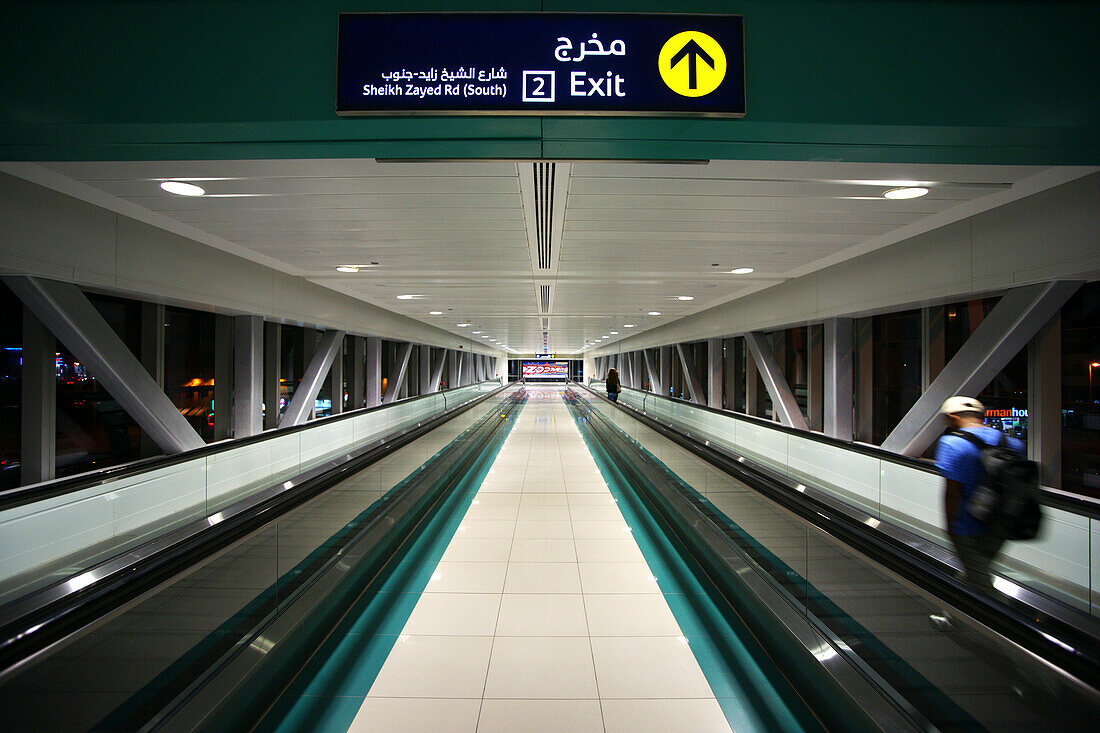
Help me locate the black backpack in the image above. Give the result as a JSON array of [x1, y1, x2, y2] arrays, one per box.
[[953, 430, 1043, 540]]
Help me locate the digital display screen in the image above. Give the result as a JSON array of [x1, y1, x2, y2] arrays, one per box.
[[337, 13, 744, 117], [523, 361, 569, 379]]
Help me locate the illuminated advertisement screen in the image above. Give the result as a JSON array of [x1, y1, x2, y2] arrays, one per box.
[[523, 361, 569, 379]]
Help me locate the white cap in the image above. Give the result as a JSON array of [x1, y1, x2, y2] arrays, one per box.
[[940, 395, 984, 416]]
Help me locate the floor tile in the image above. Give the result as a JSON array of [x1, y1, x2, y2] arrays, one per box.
[[590, 637, 714, 698], [569, 504, 627, 521], [348, 697, 481, 732], [441, 538, 514, 563], [455, 520, 517, 539], [426, 562, 509, 594], [476, 699, 603, 733], [482, 636, 598, 699], [463, 505, 521, 521], [574, 538, 647, 563], [402, 593, 501, 636], [495, 594, 589, 636], [578, 563, 662, 594], [572, 520, 633, 539], [584, 594, 684, 636], [512, 520, 574, 539], [368, 635, 494, 698], [508, 538, 578, 563], [503, 562, 583, 594], [601, 698, 732, 733]]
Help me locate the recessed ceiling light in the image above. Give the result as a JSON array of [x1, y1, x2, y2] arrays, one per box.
[[396, 294, 421, 300], [457, 323, 471, 327], [472, 331, 481, 334], [677, 296, 694, 301], [729, 267, 754, 275], [610, 331, 619, 334], [335, 266, 360, 273], [429, 311, 443, 315], [160, 181, 205, 196], [648, 311, 662, 316], [883, 186, 929, 200], [623, 324, 635, 328]]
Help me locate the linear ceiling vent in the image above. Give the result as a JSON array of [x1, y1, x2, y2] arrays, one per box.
[[541, 318, 550, 330], [534, 162, 556, 270], [539, 285, 551, 313]]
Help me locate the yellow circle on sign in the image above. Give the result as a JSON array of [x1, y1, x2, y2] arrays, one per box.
[[659, 31, 727, 98]]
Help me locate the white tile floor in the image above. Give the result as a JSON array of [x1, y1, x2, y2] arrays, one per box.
[[348, 386, 732, 732]]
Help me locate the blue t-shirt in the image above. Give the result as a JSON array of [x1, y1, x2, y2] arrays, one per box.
[[935, 426, 1025, 536]]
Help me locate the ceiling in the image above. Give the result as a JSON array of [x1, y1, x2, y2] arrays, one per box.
[[37, 158, 1063, 354]]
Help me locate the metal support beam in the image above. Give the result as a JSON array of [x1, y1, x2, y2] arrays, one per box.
[[329, 335, 344, 414], [1029, 314, 1062, 487], [214, 315, 233, 441], [882, 281, 1082, 456], [745, 332, 809, 430], [823, 319, 854, 441], [140, 302, 165, 456], [350, 336, 365, 410], [807, 325, 824, 432], [21, 307, 55, 485], [4, 276, 205, 454], [233, 315, 263, 438], [365, 336, 382, 407], [279, 329, 345, 427], [382, 342, 413, 405], [675, 343, 705, 404], [707, 338, 723, 409], [428, 349, 446, 393]]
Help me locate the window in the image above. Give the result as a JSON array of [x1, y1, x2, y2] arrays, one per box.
[[1061, 281, 1100, 498], [871, 311, 922, 444]]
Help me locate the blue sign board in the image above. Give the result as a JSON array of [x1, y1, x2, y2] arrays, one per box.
[[337, 14, 744, 117]]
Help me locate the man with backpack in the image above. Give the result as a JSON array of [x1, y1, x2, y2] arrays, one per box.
[[934, 395, 1031, 595]]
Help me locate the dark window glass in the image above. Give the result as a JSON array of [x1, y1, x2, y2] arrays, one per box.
[[279, 325, 306, 418], [1062, 281, 1100, 498], [872, 310, 922, 444], [0, 283, 22, 489], [53, 292, 147, 477], [164, 307, 216, 442]]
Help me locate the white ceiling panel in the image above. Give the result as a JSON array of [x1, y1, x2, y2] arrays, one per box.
[[39, 157, 1069, 355]]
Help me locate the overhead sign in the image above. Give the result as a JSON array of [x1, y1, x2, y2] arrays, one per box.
[[336, 13, 744, 117], [523, 361, 569, 379], [535, 353, 555, 359]]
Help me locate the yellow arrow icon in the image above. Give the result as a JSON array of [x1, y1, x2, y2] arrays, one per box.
[[659, 31, 727, 97]]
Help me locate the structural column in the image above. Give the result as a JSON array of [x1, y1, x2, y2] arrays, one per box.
[[140, 302, 166, 456], [922, 306, 946, 391], [448, 349, 460, 389], [659, 346, 672, 397], [419, 345, 431, 395], [20, 307, 55, 485], [365, 336, 382, 407], [707, 337, 723, 409], [807, 325, 824, 432], [328, 336, 344, 414], [1028, 315, 1061, 487], [232, 315, 263, 438], [854, 317, 874, 443], [350, 336, 365, 410], [214, 315, 233, 441], [823, 318, 854, 441], [263, 321, 281, 429]]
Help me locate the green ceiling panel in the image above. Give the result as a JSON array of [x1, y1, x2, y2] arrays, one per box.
[[1, 0, 1096, 164]]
